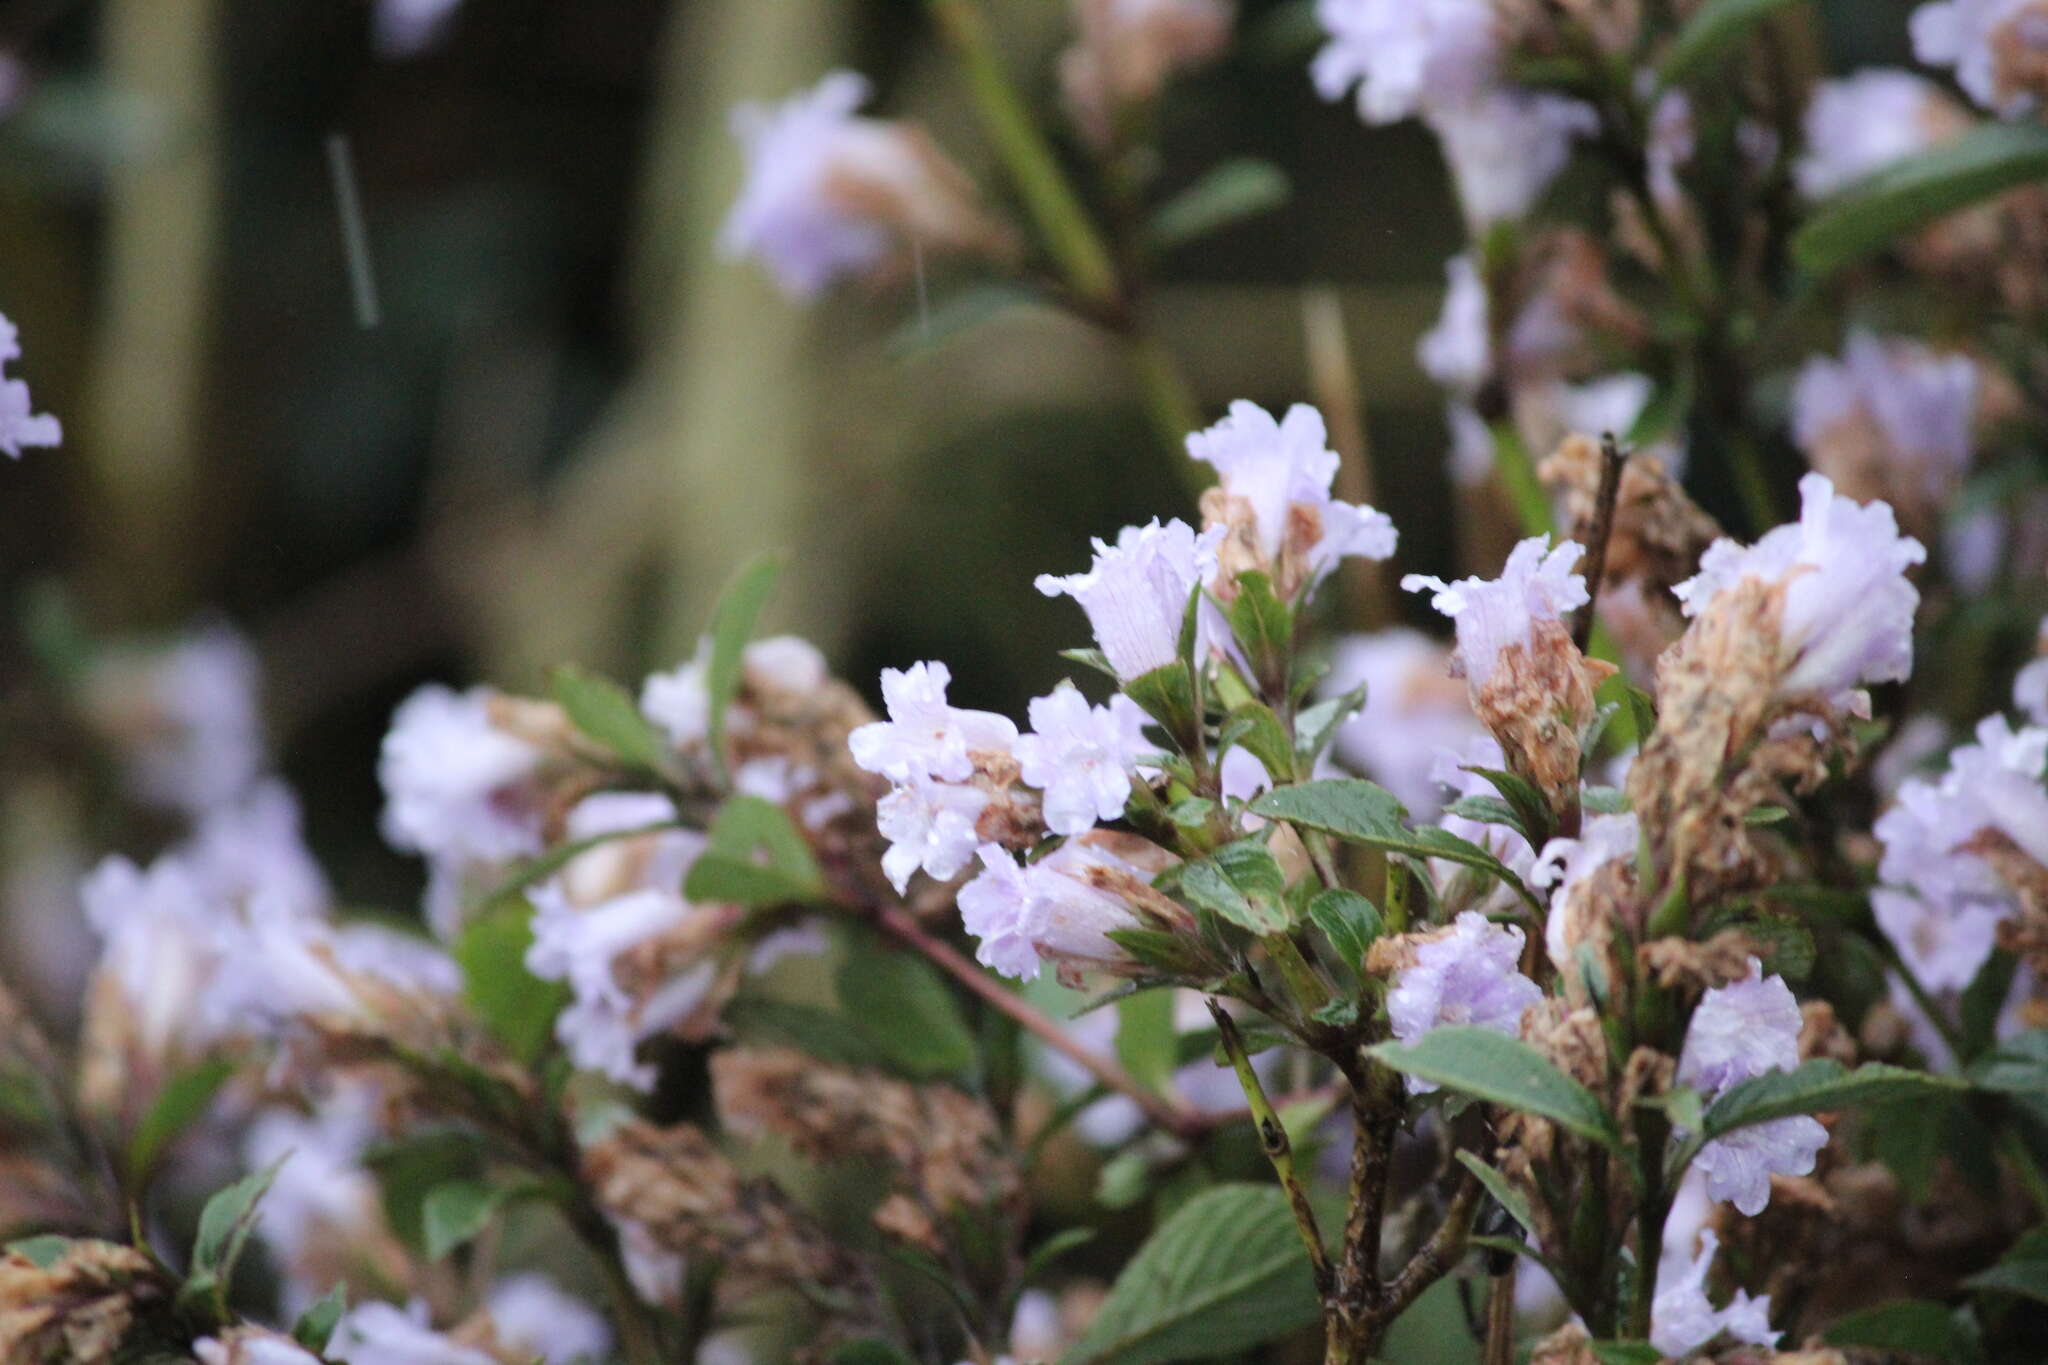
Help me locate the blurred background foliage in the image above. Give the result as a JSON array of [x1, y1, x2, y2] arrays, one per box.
[[0, 0, 1925, 939]]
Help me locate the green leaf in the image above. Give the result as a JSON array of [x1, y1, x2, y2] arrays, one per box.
[[1444, 794, 1523, 834], [5, 1235, 69, 1268], [1294, 683, 1366, 769], [1960, 951, 2019, 1062], [455, 902, 570, 1063], [1703, 1060, 1964, 1138], [836, 929, 976, 1078], [1223, 572, 1294, 696], [1021, 1227, 1097, 1285], [1657, 0, 1807, 85], [1463, 765, 1554, 847], [421, 1177, 539, 1261], [1963, 1260, 2048, 1306], [292, 1283, 348, 1351], [886, 281, 1039, 357], [363, 1128, 488, 1252], [193, 1155, 287, 1280], [1370, 1027, 1619, 1148], [1180, 838, 1291, 934], [1623, 684, 1657, 742], [126, 1057, 235, 1181], [703, 551, 787, 780], [1824, 1299, 1983, 1362], [722, 997, 888, 1068], [1147, 159, 1291, 252], [1455, 1151, 1536, 1239], [1117, 990, 1178, 1094], [1248, 781, 1540, 911], [684, 795, 826, 906], [1306, 890, 1380, 973], [1793, 123, 2048, 276], [1124, 661, 1198, 749], [1221, 703, 1296, 787], [1059, 647, 1120, 681], [1059, 1184, 1321, 1365], [830, 1343, 916, 1365], [548, 664, 666, 771], [1105, 926, 1215, 978]]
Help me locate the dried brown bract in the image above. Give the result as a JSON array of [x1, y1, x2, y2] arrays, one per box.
[[1542, 434, 1722, 605], [1640, 930, 1763, 998], [1474, 620, 1616, 827], [1060, 0, 1233, 148], [0, 1240, 170, 1364]]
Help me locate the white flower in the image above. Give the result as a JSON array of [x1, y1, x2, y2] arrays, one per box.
[[196, 1333, 326, 1365], [1425, 90, 1596, 229], [957, 841, 1152, 981], [0, 313, 60, 459], [1445, 401, 1496, 487], [329, 1301, 498, 1365], [1310, 0, 1498, 124], [83, 624, 264, 816], [639, 635, 829, 748], [1912, 0, 2048, 117], [1402, 537, 1591, 689], [1016, 684, 1151, 835], [180, 779, 331, 919], [1417, 253, 1490, 394], [1036, 519, 1222, 680], [848, 660, 1018, 784], [213, 916, 461, 1038], [527, 885, 706, 1091], [876, 778, 990, 892], [80, 853, 232, 1058], [1672, 473, 1926, 707], [1531, 812, 1639, 971], [244, 1086, 388, 1314], [1187, 400, 1397, 585], [1874, 887, 2005, 992], [1324, 628, 1483, 818], [722, 72, 1002, 298], [373, 0, 464, 58], [486, 1273, 614, 1365], [379, 684, 545, 865], [1650, 1230, 1779, 1359], [2017, 621, 2048, 724], [1792, 332, 1978, 505], [1386, 911, 1542, 1085], [1797, 70, 1960, 198]]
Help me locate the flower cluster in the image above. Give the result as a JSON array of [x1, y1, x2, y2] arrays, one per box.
[[0, 312, 60, 460]]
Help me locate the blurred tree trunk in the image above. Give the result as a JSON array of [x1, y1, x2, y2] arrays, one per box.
[[83, 0, 222, 624]]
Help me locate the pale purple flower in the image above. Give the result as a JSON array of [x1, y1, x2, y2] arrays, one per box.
[[1650, 1230, 1780, 1359], [212, 915, 461, 1037], [1797, 71, 1958, 198], [1445, 401, 1496, 487], [329, 1301, 498, 1365], [1873, 887, 2005, 992], [373, 0, 464, 59], [848, 660, 1018, 784], [196, 1334, 325, 1365], [81, 853, 231, 1058], [1386, 911, 1541, 1088], [1793, 332, 1978, 503], [957, 841, 1150, 981], [1646, 88, 1696, 206], [1324, 628, 1484, 817], [1692, 1112, 1829, 1216], [1677, 959, 1804, 1097], [876, 778, 990, 892], [1036, 519, 1222, 681], [84, 624, 264, 816], [378, 684, 545, 865], [1672, 473, 1926, 707], [2018, 656, 2048, 727], [1417, 253, 1489, 394], [640, 634, 828, 748], [0, 312, 61, 459], [1016, 685, 1151, 835], [1310, 0, 1498, 124], [180, 779, 332, 919], [721, 73, 891, 297], [1219, 745, 1274, 808], [1186, 400, 1397, 584], [1425, 90, 1596, 229], [1531, 812, 1638, 970], [527, 885, 705, 1091], [244, 1084, 388, 1316], [1402, 537, 1591, 688], [486, 1274, 614, 1365], [1432, 736, 1538, 882], [1912, 0, 2048, 117]]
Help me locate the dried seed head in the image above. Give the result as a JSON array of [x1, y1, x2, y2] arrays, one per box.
[[0, 1240, 169, 1365]]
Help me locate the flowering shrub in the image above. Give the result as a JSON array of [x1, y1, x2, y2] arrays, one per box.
[[6, 1, 2048, 1364]]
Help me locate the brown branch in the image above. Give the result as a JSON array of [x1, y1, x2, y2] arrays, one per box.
[[1382, 1171, 1485, 1320], [872, 905, 1207, 1141], [1572, 433, 1629, 656]]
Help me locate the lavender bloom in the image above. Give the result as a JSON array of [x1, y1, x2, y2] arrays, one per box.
[[329, 1301, 498, 1365], [1672, 473, 1926, 709], [1417, 253, 1490, 395], [0, 313, 61, 459], [181, 779, 332, 920], [1650, 1230, 1780, 1359], [957, 841, 1152, 981], [379, 684, 546, 866], [1402, 537, 1591, 689], [1912, 0, 2048, 117], [1797, 70, 1961, 198], [196, 1333, 325, 1365], [957, 846, 1048, 981], [83, 624, 264, 817], [640, 634, 829, 749], [1324, 628, 1484, 818], [1425, 90, 1596, 230], [373, 0, 464, 59], [1036, 519, 1222, 681], [81, 853, 233, 1059], [848, 660, 1018, 784], [1310, 0, 1498, 125], [1387, 911, 1542, 1087], [1792, 332, 1979, 507], [485, 1274, 614, 1365], [243, 1085, 389, 1316], [1531, 812, 1639, 970], [1016, 684, 1151, 836], [876, 778, 990, 892], [2018, 620, 2048, 723], [1676, 961, 1827, 1214]]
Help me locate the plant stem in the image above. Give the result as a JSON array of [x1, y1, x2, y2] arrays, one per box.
[[1572, 435, 1630, 656], [1128, 328, 1208, 485], [1210, 1000, 1334, 1295], [874, 904, 1207, 1139], [1383, 1171, 1485, 1318], [1489, 420, 1555, 539]]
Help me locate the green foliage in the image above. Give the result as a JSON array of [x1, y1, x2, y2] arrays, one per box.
[[1657, 0, 1809, 86], [1220, 702, 1297, 788], [1147, 159, 1291, 253], [1249, 780, 1541, 911], [1306, 889, 1380, 973], [1293, 683, 1366, 771], [364, 1128, 488, 1253], [684, 794, 826, 906], [1058, 1184, 1321, 1365], [1370, 1027, 1620, 1147], [1221, 571, 1294, 697], [420, 1176, 543, 1261], [292, 1284, 348, 1352], [1179, 836, 1292, 934], [1455, 1151, 1536, 1239], [126, 1057, 235, 1182], [184, 1155, 286, 1312], [1794, 123, 2048, 275], [1963, 1259, 2048, 1307], [1824, 1299, 1984, 1362], [1702, 1060, 1964, 1138], [829, 1343, 916, 1365], [704, 551, 788, 781], [549, 664, 667, 772], [1116, 989, 1178, 1094], [4, 1234, 69, 1268], [723, 997, 889, 1068], [1588, 1344, 1665, 1365], [835, 928, 977, 1078], [455, 901, 570, 1063]]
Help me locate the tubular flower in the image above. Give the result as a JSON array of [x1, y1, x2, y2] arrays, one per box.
[[484, 1274, 614, 1365], [1385, 911, 1543, 1088], [1792, 331, 1980, 521], [849, 660, 1018, 785], [1796, 70, 1966, 199], [1187, 400, 1396, 599], [1036, 518, 1223, 681], [1323, 628, 1485, 818], [1424, 89, 1596, 231], [1911, 0, 2048, 117], [1309, 0, 1498, 125], [1015, 684, 1151, 836], [327, 1301, 497, 1365], [722, 72, 1011, 299], [958, 836, 1181, 983], [1649, 1230, 1779, 1360], [0, 313, 60, 459], [1531, 812, 1639, 976], [1675, 961, 1828, 1215]]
